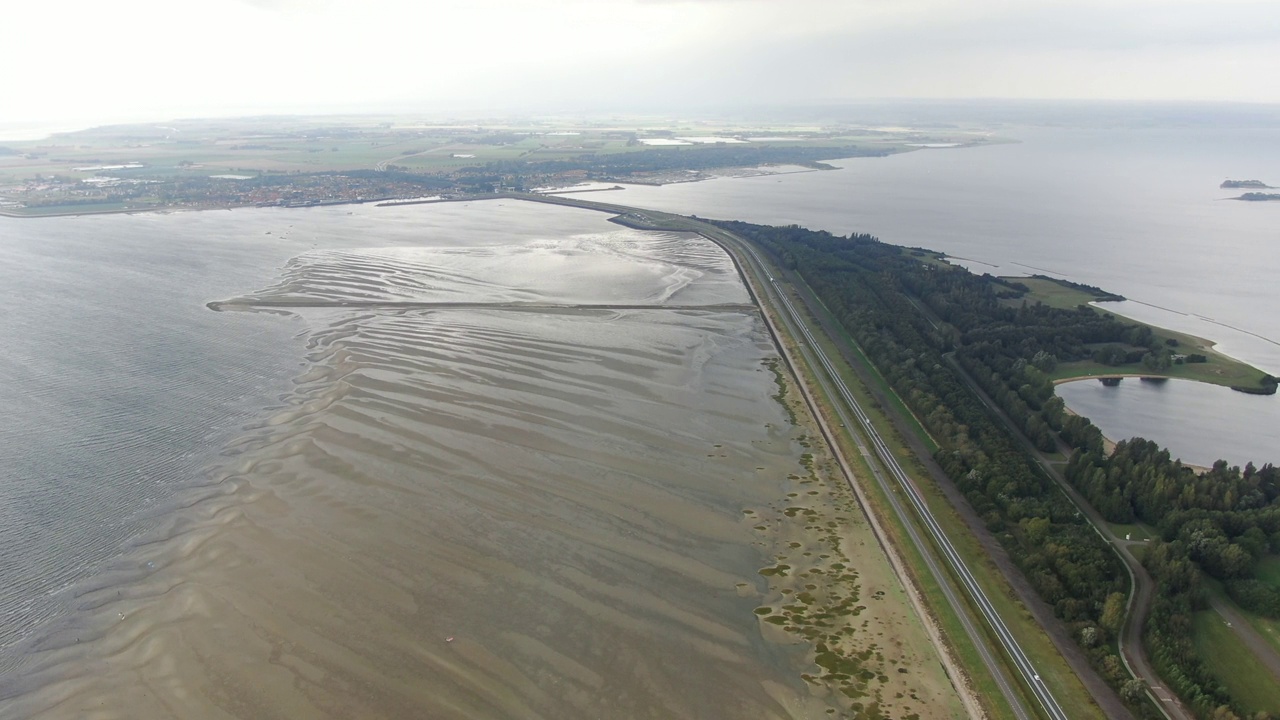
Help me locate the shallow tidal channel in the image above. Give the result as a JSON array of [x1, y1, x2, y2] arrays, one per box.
[[3, 201, 959, 719]]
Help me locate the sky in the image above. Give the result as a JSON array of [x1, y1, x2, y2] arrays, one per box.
[[3, 0, 1279, 129]]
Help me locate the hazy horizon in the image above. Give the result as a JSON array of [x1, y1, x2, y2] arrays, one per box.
[[6, 98, 1280, 144], [6, 0, 1280, 131]]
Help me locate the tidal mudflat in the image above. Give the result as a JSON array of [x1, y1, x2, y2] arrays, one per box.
[[3, 201, 961, 719]]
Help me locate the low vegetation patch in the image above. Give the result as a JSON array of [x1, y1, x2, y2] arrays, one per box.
[[1191, 610, 1280, 716]]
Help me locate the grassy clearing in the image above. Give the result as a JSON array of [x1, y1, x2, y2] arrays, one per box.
[[1204, 580, 1280, 660], [1191, 610, 1280, 714], [1049, 324, 1269, 388], [1127, 544, 1150, 565], [998, 276, 1108, 310], [1050, 354, 1268, 390], [1256, 555, 1280, 589], [1243, 611, 1280, 658], [1108, 522, 1158, 543], [991, 276, 1270, 390]]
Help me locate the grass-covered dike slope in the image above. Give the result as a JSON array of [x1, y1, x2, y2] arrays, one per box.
[[717, 219, 1280, 720]]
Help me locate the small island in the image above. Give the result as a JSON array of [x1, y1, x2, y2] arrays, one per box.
[[1220, 179, 1275, 189], [1233, 192, 1280, 201]]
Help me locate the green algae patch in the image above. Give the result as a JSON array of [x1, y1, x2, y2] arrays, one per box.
[[763, 357, 798, 424], [748, 441, 932, 719], [744, 352, 966, 719], [759, 564, 792, 577]]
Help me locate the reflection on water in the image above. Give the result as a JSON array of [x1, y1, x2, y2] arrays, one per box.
[[611, 128, 1280, 374], [1057, 377, 1280, 467], [0, 201, 739, 662], [222, 230, 747, 308], [1, 203, 962, 718], [13, 308, 807, 718]]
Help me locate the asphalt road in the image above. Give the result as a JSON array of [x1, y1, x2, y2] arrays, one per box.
[[717, 230, 1070, 720], [500, 192, 1084, 719], [944, 353, 1191, 720]]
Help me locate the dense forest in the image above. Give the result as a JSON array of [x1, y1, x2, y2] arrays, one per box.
[[715, 220, 1280, 719], [1067, 442, 1280, 716]]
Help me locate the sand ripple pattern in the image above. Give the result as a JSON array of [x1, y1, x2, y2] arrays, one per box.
[[218, 230, 748, 310], [4, 232, 843, 719], [8, 308, 826, 719]]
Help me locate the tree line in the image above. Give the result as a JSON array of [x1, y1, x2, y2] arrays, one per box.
[[713, 221, 1144, 712], [1067, 441, 1280, 718], [716, 220, 1279, 719]]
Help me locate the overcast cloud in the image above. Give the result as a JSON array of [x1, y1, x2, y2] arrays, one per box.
[[3, 0, 1278, 127]]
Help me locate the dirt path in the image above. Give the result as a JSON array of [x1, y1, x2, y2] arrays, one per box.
[[943, 352, 1191, 720]]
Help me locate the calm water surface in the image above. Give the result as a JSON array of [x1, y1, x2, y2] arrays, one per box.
[[1057, 378, 1280, 468], [608, 127, 1280, 466]]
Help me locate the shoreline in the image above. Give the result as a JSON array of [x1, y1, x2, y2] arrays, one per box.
[[1060, 405, 1212, 473], [1054, 373, 1187, 385], [8, 188, 1269, 392], [0, 196, 402, 219], [703, 218, 984, 718], [1048, 308, 1274, 394], [11, 188, 1273, 415], [3, 199, 967, 719], [0, 144, 953, 220]]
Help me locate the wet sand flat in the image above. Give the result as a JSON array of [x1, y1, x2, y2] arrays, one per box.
[[3, 202, 965, 719]]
